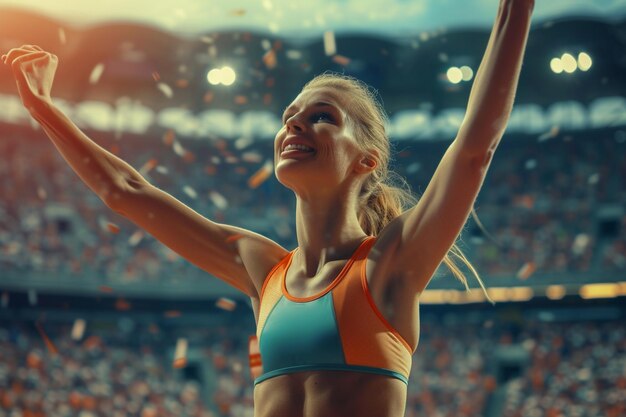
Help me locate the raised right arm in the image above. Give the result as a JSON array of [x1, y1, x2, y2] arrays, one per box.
[[3, 45, 287, 298]]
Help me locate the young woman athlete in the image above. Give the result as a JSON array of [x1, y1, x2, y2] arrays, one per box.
[[2, 0, 534, 415]]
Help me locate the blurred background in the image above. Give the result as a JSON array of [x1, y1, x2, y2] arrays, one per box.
[[0, 0, 625, 416]]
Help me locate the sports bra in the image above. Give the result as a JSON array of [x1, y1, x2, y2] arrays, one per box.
[[254, 236, 415, 385]]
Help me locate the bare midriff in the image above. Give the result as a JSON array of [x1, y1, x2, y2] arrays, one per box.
[[253, 370, 407, 417]]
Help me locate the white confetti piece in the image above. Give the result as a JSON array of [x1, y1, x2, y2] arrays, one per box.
[[183, 186, 197, 199], [211, 156, 221, 164], [209, 191, 228, 210], [538, 126, 560, 142], [58, 28, 66, 45], [242, 152, 262, 163], [156, 166, 169, 174], [225, 156, 239, 164], [172, 141, 185, 156], [157, 82, 173, 99], [261, 39, 271, 51], [71, 319, 86, 340], [406, 162, 421, 174], [286, 50, 302, 60], [587, 173, 600, 185], [173, 338, 188, 368], [89, 63, 105, 85], [234, 137, 253, 149], [128, 230, 144, 247], [323, 31, 336, 56], [571, 233, 591, 255]]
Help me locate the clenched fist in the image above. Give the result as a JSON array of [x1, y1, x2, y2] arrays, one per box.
[[2, 44, 58, 115]]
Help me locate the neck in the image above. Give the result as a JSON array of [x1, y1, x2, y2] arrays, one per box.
[[294, 191, 369, 278]]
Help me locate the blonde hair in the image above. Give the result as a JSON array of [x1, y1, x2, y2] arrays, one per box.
[[302, 73, 491, 302]]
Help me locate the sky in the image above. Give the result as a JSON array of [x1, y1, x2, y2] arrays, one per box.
[[0, 0, 625, 38]]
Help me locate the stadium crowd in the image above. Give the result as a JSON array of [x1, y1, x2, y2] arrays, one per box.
[[1, 313, 624, 417], [1, 125, 623, 287]]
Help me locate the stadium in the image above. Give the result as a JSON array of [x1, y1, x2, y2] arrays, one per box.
[[0, 1, 625, 416]]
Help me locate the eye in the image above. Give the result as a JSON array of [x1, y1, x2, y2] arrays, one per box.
[[311, 112, 333, 123]]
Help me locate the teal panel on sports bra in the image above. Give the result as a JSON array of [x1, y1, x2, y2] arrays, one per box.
[[258, 292, 345, 376]]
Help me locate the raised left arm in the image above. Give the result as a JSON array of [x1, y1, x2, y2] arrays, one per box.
[[384, 0, 534, 295]]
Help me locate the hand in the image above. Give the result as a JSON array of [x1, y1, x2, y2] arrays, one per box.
[[2, 45, 58, 114]]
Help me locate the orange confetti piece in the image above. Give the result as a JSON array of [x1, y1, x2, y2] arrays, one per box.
[[248, 335, 263, 380], [216, 297, 236, 311], [109, 144, 120, 155], [115, 298, 131, 311], [235, 95, 248, 105], [35, 322, 58, 355], [139, 158, 158, 175], [516, 262, 536, 280], [332, 55, 351, 66], [263, 93, 272, 105], [98, 285, 114, 293], [163, 130, 176, 146], [265, 77, 275, 88], [235, 166, 248, 175], [247, 161, 273, 189], [263, 49, 277, 69], [164, 310, 182, 318], [183, 150, 196, 163], [152, 71, 161, 81], [173, 357, 187, 369], [226, 234, 244, 243], [106, 223, 120, 234], [176, 79, 189, 88], [205, 165, 217, 175], [203, 91, 214, 104]]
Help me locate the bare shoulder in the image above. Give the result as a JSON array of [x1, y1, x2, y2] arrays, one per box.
[[219, 223, 291, 297]]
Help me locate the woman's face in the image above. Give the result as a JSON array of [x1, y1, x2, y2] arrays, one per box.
[[274, 87, 365, 193]]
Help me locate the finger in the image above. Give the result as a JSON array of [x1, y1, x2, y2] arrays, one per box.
[[10, 50, 48, 72], [3, 48, 41, 65]]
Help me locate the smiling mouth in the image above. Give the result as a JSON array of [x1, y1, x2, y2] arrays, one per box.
[[280, 148, 316, 158]]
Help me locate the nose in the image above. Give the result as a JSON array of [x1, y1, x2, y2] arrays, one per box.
[[285, 113, 305, 133]]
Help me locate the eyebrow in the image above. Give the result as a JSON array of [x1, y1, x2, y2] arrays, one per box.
[[282, 101, 339, 121]]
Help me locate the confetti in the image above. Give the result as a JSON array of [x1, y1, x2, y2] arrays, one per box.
[[247, 160, 273, 189], [248, 335, 263, 380], [516, 262, 536, 280], [323, 31, 336, 56], [242, 151, 262, 163], [235, 95, 248, 105], [139, 158, 158, 175], [332, 55, 351, 66], [115, 298, 131, 311], [58, 28, 66, 44], [176, 79, 189, 88], [286, 50, 302, 60], [571, 233, 591, 255], [71, 319, 86, 341], [183, 185, 198, 199], [261, 39, 271, 50], [200, 36, 214, 44], [155, 166, 169, 175], [89, 63, 105, 85], [538, 126, 560, 142], [226, 234, 244, 243], [35, 322, 58, 355], [263, 93, 272, 105], [152, 71, 160, 81], [234, 137, 253, 150], [203, 91, 214, 104], [262, 49, 277, 69], [157, 82, 174, 99], [98, 286, 114, 293], [172, 141, 186, 156], [173, 338, 188, 368], [164, 310, 182, 318], [107, 222, 120, 234], [216, 297, 236, 311], [163, 130, 176, 145], [209, 191, 228, 210], [587, 173, 600, 185], [128, 230, 144, 247]]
